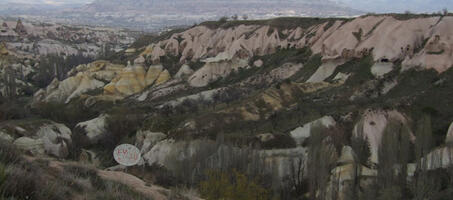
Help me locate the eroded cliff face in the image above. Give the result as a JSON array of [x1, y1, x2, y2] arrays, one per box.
[[143, 15, 453, 73], [32, 60, 171, 105]]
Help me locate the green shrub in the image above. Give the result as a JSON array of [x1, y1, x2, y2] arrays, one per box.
[[103, 110, 142, 150], [352, 28, 363, 42], [427, 49, 445, 55], [290, 53, 322, 82], [32, 101, 99, 128], [33, 53, 93, 88]]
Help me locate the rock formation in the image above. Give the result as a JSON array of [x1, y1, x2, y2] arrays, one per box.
[[0, 120, 72, 158], [33, 61, 171, 104], [290, 116, 336, 145], [353, 109, 415, 163], [14, 19, 27, 35], [140, 16, 453, 74], [74, 114, 108, 145]]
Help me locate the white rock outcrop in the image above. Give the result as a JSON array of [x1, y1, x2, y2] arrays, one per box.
[[188, 58, 249, 87], [75, 114, 108, 144], [307, 60, 346, 83], [353, 109, 415, 163], [290, 116, 336, 145], [0, 130, 14, 142], [36, 122, 71, 158], [14, 137, 45, 155], [175, 64, 194, 79], [135, 130, 166, 154], [371, 62, 394, 78], [446, 121, 453, 145]]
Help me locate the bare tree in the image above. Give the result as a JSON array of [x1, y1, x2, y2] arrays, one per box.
[[282, 156, 306, 199], [377, 120, 411, 200], [412, 114, 434, 200], [308, 124, 337, 200], [2, 64, 16, 100]]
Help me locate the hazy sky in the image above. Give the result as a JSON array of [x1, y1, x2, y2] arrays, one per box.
[[335, 0, 453, 13], [3, 0, 92, 5], [5, 0, 453, 13]]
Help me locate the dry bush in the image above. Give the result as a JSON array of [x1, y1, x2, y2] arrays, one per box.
[[0, 139, 22, 165], [199, 169, 270, 200], [148, 164, 179, 188], [0, 101, 30, 121], [91, 180, 150, 200], [1, 161, 73, 200]]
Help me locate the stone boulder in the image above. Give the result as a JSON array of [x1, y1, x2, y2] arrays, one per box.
[[253, 59, 263, 67], [0, 130, 13, 142], [1, 120, 72, 158], [35, 122, 71, 158], [13, 137, 45, 155]]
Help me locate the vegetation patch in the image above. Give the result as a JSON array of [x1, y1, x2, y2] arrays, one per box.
[[200, 17, 351, 30], [290, 53, 322, 82], [427, 49, 445, 55]]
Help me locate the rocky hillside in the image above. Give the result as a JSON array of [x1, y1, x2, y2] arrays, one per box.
[[0, 18, 139, 101], [2, 14, 453, 200], [0, 18, 137, 58]]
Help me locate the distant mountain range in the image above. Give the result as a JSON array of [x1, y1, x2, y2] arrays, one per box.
[[335, 0, 453, 13], [0, 0, 362, 31]]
